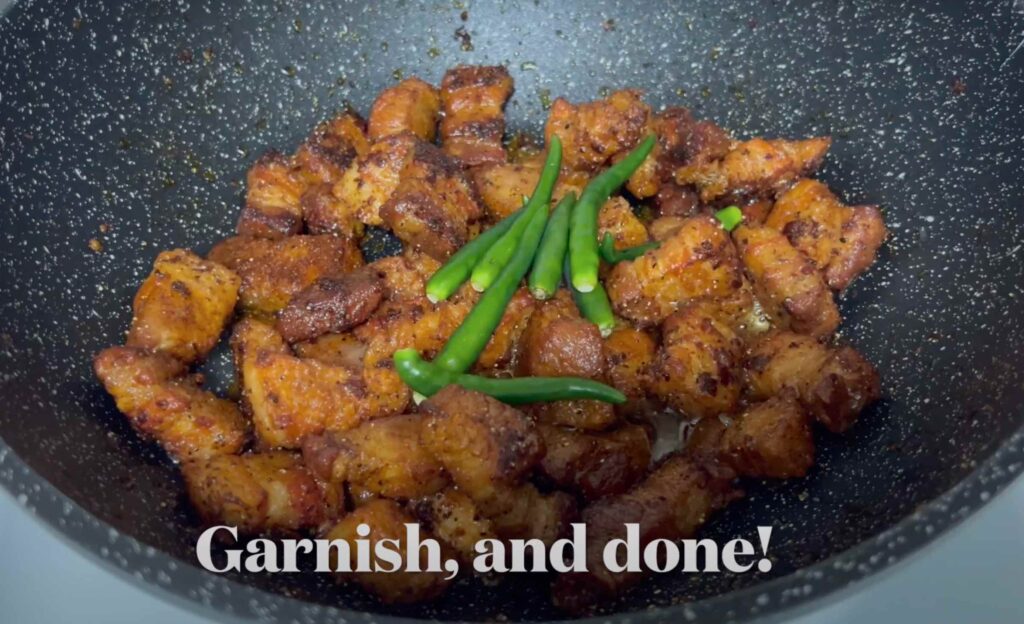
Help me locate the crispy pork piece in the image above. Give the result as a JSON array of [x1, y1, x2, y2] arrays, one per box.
[[485, 483, 576, 545], [534, 400, 619, 432], [745, 331, 881, 432], [603, 327, 657, 401], [93, 346, 247, 460], [686, 396, 814, 479], [517, 291, 604, 379], [420, 386, 543, 502], [367, 77, 440, 142], [301, 414, 448, 500], [469, 160, 584, 221], [606, 214, 744, 327], [734, 225, 840, 339], [231, 319, 366, 448], [675, 137, 831, 203], [379, 140, 483, 260], [126, 249, 240, 364], [294, 110, 370, 185], [207, 235, 364, 315], [551, 455, 738, 614], [538, 423, 652, 501], [475, 287, 536, 371], [649, 300, 745, 420], [293, 332, 367, 371], [544, 89, 651, 172], [439, 65, 514, 166], [237, 151, 307, 238], [182, 451, 331, 534], [766, 179, 887, 290], [324, 499, 452, 603], [275, 267, 384, 344], [597, 197, 650, 252], [412, 488, 496, 564]]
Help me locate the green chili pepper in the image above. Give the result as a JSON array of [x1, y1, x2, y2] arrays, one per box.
[[433, 197, 550, 374], [424, 207, 525, 303], [564, 254, 615, 337], [470, 137, 562, 292], [394, 348, 626, 405], [569, 134, 657, 292], [714, 205, 743, 232], [527, 192, 575, 300], [598, 233, 660, 264]]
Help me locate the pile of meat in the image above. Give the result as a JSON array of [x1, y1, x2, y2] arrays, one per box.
[[93, 65, 886, 613]]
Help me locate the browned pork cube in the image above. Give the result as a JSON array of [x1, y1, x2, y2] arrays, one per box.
[[439, 65, 514, 166], [367, 77, 440, 142], [538, 423, 652, 501]]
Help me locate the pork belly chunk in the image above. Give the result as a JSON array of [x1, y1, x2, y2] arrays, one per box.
[[367, 76, 440, 142], [439, 65, 514, 166]]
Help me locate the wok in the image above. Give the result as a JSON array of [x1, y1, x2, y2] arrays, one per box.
[[1, 0, 1023, 621]]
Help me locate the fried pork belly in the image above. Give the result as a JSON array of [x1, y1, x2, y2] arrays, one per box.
[[439, 65, 513, 166], [544, 89, 651, 172], [93, 346, 247, 460], [675, 137, 831, 203], [469, 160, 584, 221], [485, 483, 576, 544], [538, 423, 652, 501], [302, 414, 448, 500], [293, 332, 367, 371], [237, 151, 307, 238], [766, 179, 887, 290], [379, 140, 483, 260], [126, 249, 239, 363], [475, 286, 535, 371], [686, 395, 814, 479], [734, 225, 840, 338], [182, 451, 331, 534], [324, 499, 452, 603], [551, 455, 738, 613], [420, 386, 543, 501], [231, 319, 366, 448], [276, 267, 384, 344], [745, 332, 881, 433], [207, 235, 363, 315], [597, 196, 650, 251], [603, 326, 657, 401], [367, 77, 440, 142], [649, 300, 745, 420], [294, 110, 370, 186], [606, 214, 744, 327], [412, 488, 496, 564]]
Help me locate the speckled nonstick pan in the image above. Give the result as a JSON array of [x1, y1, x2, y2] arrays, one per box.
[[1, 0, 1023, 621]]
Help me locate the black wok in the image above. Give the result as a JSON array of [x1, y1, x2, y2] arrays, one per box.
[[1, 0, 1023, 621]]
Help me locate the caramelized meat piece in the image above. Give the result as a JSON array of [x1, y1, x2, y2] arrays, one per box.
[[208, 235, 364, 314], [294, 110, 370, 185], [518, 292, 605, 378], [232, 319, 366, 448], [675, 137, 831, 202], [606, 215, 744, 327], [469, 160, 583, 221], [276, 268, 384, 343], [93, 347, 247, 460], [653, 181, 701, 218], [544, 90, 651, 172], [302, 414, 447, 500], [597, 197, 650, 252], [766, 179, 887, 290], [538, 423, 652, 501], [734, 225, 840, 338], [475, 286, 536, 371], [412, 488, 496, 564], [485, 483, 576, 545], [686, 396, 814, 478], [324, 499, 452, 603], [238, 151, 307, 238], [551, 455, 738, 614], [534, 400, 619, 432], [182, 451, 332, 534], [126, 249, 240, 363], [649, 301, 745, 419], [420, 386, 543, 501], [439, 65, 514, 166], [379, 141, 483, 260], [293, 332, 367, 371], [320, 133, 417, 232], [603, 327, 657, 401], [746, 331, 881, 432], [367, 77, 440, 142]]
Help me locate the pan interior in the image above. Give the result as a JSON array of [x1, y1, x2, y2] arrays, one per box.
[[1, 0, 1023, 620]]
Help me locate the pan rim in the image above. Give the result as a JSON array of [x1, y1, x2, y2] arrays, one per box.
[[2, 423, 1021, 624]]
